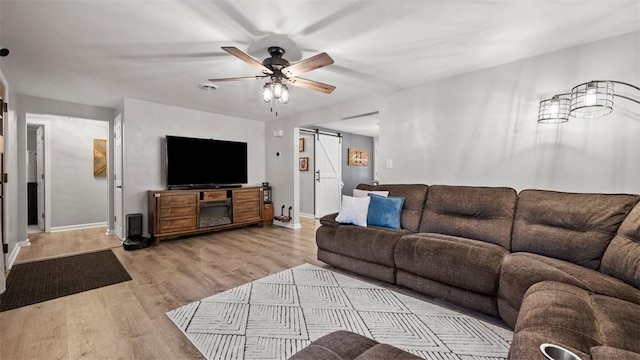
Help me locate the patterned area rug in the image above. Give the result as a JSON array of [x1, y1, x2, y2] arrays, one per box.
[[166, 264, 512, 360]]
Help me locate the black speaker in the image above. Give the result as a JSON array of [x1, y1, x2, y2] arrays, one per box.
[[126, 213, 143, 238]]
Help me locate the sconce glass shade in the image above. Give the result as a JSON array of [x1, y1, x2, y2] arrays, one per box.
[[570, 81, 614, 118], [262, 83, 274, 102], [538, 96, 570, 123], [279, 85, 290, 104], [272, 81, 283, 99]]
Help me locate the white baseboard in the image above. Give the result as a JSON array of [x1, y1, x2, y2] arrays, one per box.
[[6, 242, 23, 270], [50, 222, 107, 233], [105, 228, 114, 236], [273, 220, 302, 229], [300, 212, 315, 219]]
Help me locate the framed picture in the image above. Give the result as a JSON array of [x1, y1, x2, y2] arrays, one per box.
[[299, 138, 305, 152], [299, 157, 309, 171], [348, 148, 369, 166], [93, 139, 107, 176]]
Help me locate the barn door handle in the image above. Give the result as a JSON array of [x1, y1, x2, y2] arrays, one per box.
[[316, 170, 320, 182]]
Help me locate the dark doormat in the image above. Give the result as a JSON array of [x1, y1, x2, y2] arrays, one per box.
[[0, 249, 132, 312]]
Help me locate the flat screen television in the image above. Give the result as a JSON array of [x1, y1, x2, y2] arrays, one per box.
[[165, 135, 248, 189]]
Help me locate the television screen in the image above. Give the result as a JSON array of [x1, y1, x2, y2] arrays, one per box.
[[165, 135, 248, 189]]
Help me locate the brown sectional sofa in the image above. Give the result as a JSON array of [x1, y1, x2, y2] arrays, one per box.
[[296, 183, 640, 360]]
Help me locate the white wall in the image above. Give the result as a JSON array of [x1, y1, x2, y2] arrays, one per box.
[[266, 31, 640, 226], [121, 98, 266, 236], [377, 34, 640, 193]]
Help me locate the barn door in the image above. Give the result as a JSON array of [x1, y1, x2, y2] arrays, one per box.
[[314, 133, 342, 217]]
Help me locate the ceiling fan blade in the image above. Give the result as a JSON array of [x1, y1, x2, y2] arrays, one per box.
[[287, 77, 336, 94], [221, 46, 273, 75], [282, 52, 334, 78], [208, 76, 268, 82]]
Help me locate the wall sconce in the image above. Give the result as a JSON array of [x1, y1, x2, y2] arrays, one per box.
[[538, 80, 640, 123]]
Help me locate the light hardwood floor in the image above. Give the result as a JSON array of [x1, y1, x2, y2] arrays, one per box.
[[1, 218, 324, 360]]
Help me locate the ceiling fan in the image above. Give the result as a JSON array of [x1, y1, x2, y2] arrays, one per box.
[[208, 46, 336, 103]]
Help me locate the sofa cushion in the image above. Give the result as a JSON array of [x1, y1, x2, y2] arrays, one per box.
[[353, 188, 389, 197], [289, 330, 422, 360], [601, 201, 640, 289], [591, 346, 640, 360], [367, 194, 404, 229], [316, 224, 412, 268], [512, 189, 638, 270], [335, 195, 371, 227], [395, 233, 509, 295], [591, 295, 640, 353], [356, 184, 428, 232], [418, 185, 517, 249], [498, 252, 640, 327]]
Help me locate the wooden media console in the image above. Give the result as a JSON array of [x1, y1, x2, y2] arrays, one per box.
[[147, 186, 263, 246]]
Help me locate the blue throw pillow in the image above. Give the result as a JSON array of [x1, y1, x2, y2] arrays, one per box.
[[367, 194, 405, 229]]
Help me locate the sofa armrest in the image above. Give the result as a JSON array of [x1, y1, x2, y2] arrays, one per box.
[[591, 346, 640, 360], [320, 212, 340, 227]]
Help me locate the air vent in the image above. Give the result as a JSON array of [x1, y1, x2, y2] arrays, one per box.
[[198, 83, 219, 92]]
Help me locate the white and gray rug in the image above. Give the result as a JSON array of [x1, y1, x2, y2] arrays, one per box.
[[166, 263, 512, 360]]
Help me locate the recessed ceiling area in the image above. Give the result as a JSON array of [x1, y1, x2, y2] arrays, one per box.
[[1, 1, 639, 121], [314, 112, 380, 138]]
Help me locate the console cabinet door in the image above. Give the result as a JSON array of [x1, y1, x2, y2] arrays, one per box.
[[232, 188, 262, 223], [156, 192, 198, 234]]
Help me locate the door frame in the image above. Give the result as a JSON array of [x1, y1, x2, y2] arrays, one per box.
[[113, 114, 124, 240], [25, 118, 51, 232]]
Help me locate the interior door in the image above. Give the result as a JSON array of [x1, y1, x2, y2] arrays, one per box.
[[114, 115, 123, 240], [36, 126, 45, 231], [314, 133, 342, 218]]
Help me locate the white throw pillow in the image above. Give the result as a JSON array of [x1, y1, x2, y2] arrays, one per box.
[[335, 195, 370, 227], [353, 189, 390, 198]]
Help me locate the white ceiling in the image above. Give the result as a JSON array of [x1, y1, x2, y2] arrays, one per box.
[[1, 1, 639, 125]]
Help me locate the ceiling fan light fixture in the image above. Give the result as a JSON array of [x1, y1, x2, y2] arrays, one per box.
[[213, 45, 335, 112]]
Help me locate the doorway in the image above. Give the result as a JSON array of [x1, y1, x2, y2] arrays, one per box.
[[26, 123, 48, 234], [25, 114, 109, 238], [299, 112, 379, 218], [299, 129, 343, 218], [113, 114, 123, 240]]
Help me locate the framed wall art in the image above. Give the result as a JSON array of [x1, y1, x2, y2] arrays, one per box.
[[348, 148, 369, 166], [299, 157, 309, 171], [93, 139, 107, 177]]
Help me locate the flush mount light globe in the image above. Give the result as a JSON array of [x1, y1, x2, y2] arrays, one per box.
[[198, 83, 219, 93]]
